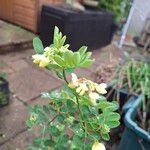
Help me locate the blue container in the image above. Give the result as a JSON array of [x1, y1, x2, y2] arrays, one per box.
[[118, 95, 150, 150]]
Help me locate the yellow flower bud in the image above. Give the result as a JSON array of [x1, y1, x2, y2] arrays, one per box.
[[89, 92, 100, 105], [39, 59, 49, 67], [96, 83, 107, 94], [78, 89, 85, 96], [32, 54, 49, 67], [92, 141, 106, 150], [76, 86, 82, 94], [71, 73, 78, 83], [68, 83, 77, 89]]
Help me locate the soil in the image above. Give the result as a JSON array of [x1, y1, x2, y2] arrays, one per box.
[[94, 64, 116, 84]]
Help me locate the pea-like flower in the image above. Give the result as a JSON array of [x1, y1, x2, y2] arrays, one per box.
[[68, 73, 79, 88], [68, 73, 107, 105], [92, 141, 106, 150], [76, 83, 88, 96], [95, 83, 107, 94], [32, 54, 49, 67], [89, 92, 100, 105]]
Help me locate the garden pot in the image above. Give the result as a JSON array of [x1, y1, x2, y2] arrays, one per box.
[[40, 5, 114, 51], [106, 86, 137, 112], [0, 77, 10, 107], [118, 94, 150, 150]]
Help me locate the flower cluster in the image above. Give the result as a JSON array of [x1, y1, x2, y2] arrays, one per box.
[[32, 46, 68, 68], [68, 73, 107, 105]]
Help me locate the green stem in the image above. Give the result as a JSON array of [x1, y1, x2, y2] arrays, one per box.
[[62, 68, 84, 125], [62, 69, 69, 84], [61, 69, 88, 139], [75, 94, 85, 125]]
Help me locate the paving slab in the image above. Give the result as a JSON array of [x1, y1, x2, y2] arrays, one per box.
[[0, 49, 34, 63], [0, 20, 35, 53], [7, 59, 29, 72], [0, 96, 49, 148], [0, 129, 39, 150], [8, 66, 62, 102], [0, 59, 14, 74], [0, 96, 27, 145]]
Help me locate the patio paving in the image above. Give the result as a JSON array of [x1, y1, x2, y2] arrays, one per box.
[[0, 44, 121, 149], [0, 20, 35, 53]]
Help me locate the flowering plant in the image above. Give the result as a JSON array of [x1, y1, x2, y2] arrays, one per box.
[[26, 27, 120, 150]]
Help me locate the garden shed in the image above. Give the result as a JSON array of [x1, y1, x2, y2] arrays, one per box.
[[0, 0, 62, 32]]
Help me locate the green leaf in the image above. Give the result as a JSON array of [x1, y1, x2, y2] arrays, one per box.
[[73, 135, 83, 147], [79, 59, 94, 67], [46, 63, 62, 70], [98, 100, 119, 112], [101, 133, 110, 141], [105, 112, 120, 122], [64, 51, 74, 67], [82, 105, 90, 117], [54, 26, 59, 40], [33, 37, 44, 54], [57, 134, 69, 145], [61, 36, 66, 46], [73, 52, 81, 65], [84, 52, 92, 60], [66, 68, 74, 74], [49, 125, 60, 136], [54, 55, 65, 67], [78, 46, 87, 57], [106, 121, 120, 128], [57, 115, 65, 123], [44, 139, 55, 147]]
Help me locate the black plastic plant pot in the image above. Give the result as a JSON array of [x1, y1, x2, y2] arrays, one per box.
[[106, 86, 137, 112], [118, 95, 150, 150], [0, 77, 10, 107], [40, 5, 114, 51]]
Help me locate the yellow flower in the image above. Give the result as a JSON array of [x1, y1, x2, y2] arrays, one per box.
[[96, 83, 107, 94], [89, 92, 100, 105], [92, 141, 106, 150], [32, 54, 49, 67], [76, 83, 88, 96], [68, 73, 79, 88], [88, 81, 96, 91]]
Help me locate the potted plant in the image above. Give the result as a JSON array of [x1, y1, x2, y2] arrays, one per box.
[[0, 72, 10, 107], [111, 60, 150, 150], [26, 27, 121, 150], [39, 1, 115, 51]]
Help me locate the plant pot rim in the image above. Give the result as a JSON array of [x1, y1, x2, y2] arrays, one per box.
[[124, 94, 150, 142], [42, 5, 114, 17]]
